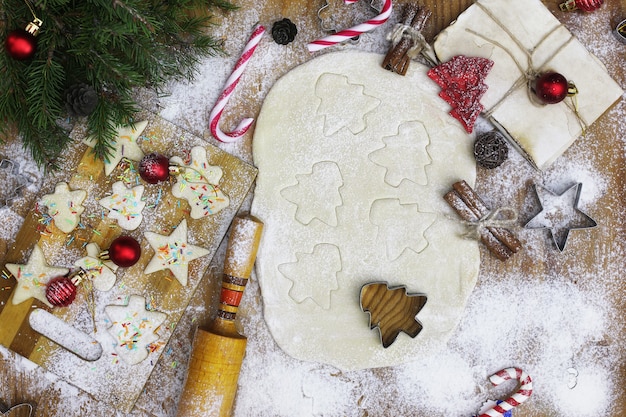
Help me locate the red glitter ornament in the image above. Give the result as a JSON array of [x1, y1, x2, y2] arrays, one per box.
[[46, 276, 78, 307], [105, 235, 141, 267], [139, 153, 171, 184], [559, 0, 603, 12], [533, 72, 569, 104]]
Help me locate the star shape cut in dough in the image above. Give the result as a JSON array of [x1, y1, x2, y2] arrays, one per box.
[[105, 295, 167, 365], [83, 120, 148, 176], [99, 181, 146, 230], [143, 219, 210, 286], [5, 244, 69, 307], [41, 182, 87, 234], [525, 183, 597, 251], [170, 146, 230, 219], [74, 243, 118, 292]]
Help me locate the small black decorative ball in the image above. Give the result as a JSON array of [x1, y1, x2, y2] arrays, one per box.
[[66, 83, 99, 117], [271, 18, 297, 45], [473, 130, 509, 169]]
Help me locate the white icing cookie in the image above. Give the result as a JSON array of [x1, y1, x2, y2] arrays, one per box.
[[41, 182, 87, 234], [143, 219, 210, 286], [83, 121, 148, 175], [74, 242, 118, 292], [170, 146, 229, 219], [251, 51, 480, 370], [105, 295, 166, 365], [6, 244, 69, 307], [99, 181, 146, 230]]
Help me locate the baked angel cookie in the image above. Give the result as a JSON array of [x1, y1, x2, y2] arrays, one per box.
[[99, 181, 146, 230], [105, 295, 167, 365], [40, 182, 87, 234]]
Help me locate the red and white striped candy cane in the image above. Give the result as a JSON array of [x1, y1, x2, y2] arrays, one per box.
[[307, 0, 393, 53], [478, 367, 533, 417], [209, 25, 265, 143]]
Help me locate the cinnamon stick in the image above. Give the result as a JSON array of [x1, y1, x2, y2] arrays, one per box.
[[451, 181, 522, 254], [444, 190, 513, 261], [382, 4, 431, 75]]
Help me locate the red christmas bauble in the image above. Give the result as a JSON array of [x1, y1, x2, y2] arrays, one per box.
[[4, 28, 37, 60], [139, 153, 171, 184], [46, 276, 77, 307], [574, 0, 603, 12], [108, 236, 141, 267], [533, 72, 569, 104]]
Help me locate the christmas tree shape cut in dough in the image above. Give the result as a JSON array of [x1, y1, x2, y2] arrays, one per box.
[[280, 161, 344, 226], [99, 181, 146, 230], [144, 219, 210, 286], [41, 182, 87, 234], [6, 244, 69, 307], [105, 295, 167, 365], [370, 199, 436, 261], [83, 121, 148, 175], [360, 282, 427, 348], [170, 146, 229, 219], [278, 244, 341, 310], [315, 73, 380, 136], [368, 121, 432, 187]]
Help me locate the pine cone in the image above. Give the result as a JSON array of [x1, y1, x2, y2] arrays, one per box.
[[65, 83, 99, 117], [271, 18, 297, 45]]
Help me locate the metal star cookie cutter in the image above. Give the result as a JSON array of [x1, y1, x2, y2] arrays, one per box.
[[0, 159, 30, 209], [524, 182, 597, 252], [317, 0, 383, 40]]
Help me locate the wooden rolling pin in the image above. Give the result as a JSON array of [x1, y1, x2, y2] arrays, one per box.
[[176, 215, 263, 417]]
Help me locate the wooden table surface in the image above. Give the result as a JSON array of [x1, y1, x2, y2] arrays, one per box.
[[0, 0, 624, 416]]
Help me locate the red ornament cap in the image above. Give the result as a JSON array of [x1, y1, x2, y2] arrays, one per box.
[[533, 72, 569, 105], [139, 153, 171, 184], [105, 235, 142, 267], [46, 276, 77, 307]]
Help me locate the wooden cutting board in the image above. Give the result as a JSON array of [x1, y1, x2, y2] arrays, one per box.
[[0, 109, 257, 412]]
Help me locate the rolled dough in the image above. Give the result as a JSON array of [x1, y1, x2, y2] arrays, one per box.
[[251, 51, 480, 370]]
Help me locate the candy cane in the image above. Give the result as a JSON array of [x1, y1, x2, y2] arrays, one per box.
[[478, 368, 533, 417], [209, 25, 265, 143], [307, 0, 393, 53]]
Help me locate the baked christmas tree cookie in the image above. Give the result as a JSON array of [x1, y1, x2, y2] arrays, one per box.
[[144, 219, 210, 286], [170, 146, 229, 219], [6, 244, 69, 307], [40, 182, 87, 234], [74, 242, 118, 292], [105, 295, 167, 365], [84, 121, 148, 175], [99, 181, 146, 230]]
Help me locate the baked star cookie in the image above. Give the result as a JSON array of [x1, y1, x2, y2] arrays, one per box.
[[170, 146, 229, 219], [105, 295, 167, 365], [6, 244, 69, 307], [41, 182, 87, 234], [99, 181, 146, 230], [84, 121, 148, 175], [143, 219, 210, 286]]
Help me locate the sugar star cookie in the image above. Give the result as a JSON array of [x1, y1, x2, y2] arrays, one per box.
[[6, 244, 69, 307], [84, 121, 148, 175], [105, 295, 167, 365], [143, 219, 210, 286], [99, 181, 146, 230], [40, 182, 87, 234]]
